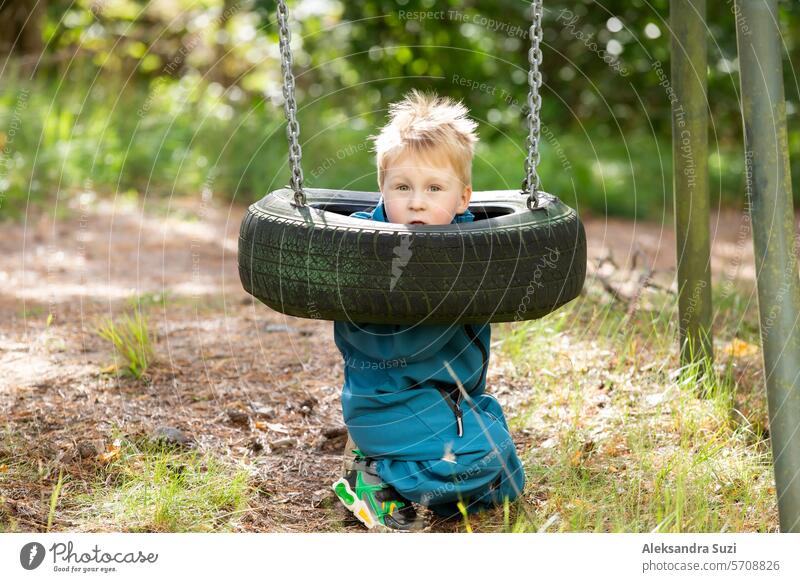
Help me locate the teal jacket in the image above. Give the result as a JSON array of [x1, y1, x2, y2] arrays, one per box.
[[332, 198, 525, 516]]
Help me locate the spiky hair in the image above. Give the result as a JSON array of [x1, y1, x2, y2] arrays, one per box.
[[369, 89, 479, 189]]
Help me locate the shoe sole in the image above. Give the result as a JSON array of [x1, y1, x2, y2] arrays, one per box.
[[331, 477, 392, 532]]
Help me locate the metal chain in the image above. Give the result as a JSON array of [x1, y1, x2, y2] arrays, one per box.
[[277, 0, 306, 207], [275, 0, 544, 211], [521, 0, 543, 210]]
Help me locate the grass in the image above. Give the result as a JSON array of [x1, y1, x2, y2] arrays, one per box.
[[1, 276, 780, 533], [96, 308, 156, 379], [0, 420, 255, 534], [46, 469, 65, 532], [0, 425, 74, 533], [68, 431, 253, 533], [491, 278, 778, 532]]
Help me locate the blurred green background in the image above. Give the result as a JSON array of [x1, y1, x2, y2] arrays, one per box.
[[0, 0, 797, 221]]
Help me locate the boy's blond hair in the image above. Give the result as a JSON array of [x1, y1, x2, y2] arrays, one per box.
[[369, 89, 479, 190]]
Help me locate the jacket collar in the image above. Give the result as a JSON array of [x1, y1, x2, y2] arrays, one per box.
[[369, 197, 475, 224]]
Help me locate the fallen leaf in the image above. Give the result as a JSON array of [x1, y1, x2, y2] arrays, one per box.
[[100, 364, 119, 374], [0, 464, 8, 473], [97, 450, 119, 463], [96, 439, 122, 463], [254, 421, 268, 431], [722, 338, 759, 358]]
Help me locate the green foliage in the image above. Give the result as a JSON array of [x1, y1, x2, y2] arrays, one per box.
[[96, 309, 156, 378], [1, 1, 798, 220]]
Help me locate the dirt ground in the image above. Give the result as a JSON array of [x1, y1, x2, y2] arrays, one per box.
[[0, 193, 767, 532]]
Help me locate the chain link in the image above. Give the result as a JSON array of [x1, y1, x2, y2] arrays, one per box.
[[521, 0, 543, 210], [276, 0, 544, 211], [277, 0, 306, 207]]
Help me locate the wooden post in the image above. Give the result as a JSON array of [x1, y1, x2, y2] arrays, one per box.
[[670, 0, 714, 382], [735, 0, 800, 532]]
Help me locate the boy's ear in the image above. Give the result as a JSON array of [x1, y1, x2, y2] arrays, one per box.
[[458, 185, 472, 213]]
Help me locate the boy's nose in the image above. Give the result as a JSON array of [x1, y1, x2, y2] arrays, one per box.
[[408, 191, 426, 209]]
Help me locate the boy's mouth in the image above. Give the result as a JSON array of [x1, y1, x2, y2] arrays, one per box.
[[409, 220, 426, 225]]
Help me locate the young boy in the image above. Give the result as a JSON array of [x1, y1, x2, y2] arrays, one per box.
[[331, 89, 526, 531]]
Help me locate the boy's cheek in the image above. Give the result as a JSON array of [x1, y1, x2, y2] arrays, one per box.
[[383, 200, 401, 222]]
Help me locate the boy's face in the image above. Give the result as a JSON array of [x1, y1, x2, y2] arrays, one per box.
[[380, 149, 472, 225]]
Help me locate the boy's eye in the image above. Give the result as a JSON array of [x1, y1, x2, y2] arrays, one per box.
[[396, 184, 409, 191], [429, 185, 441, 192]]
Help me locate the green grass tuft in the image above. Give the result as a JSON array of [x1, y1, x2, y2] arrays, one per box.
[[96, 309, 156, 378], [70, 434, 253, 533]]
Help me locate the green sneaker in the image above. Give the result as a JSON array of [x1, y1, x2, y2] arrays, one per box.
[[332, 449, 424, 532]]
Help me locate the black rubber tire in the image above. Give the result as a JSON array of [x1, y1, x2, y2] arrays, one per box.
[[238, 188, 586, 325]]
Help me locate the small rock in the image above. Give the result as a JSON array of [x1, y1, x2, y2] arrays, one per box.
[[151, 426, 193, 449], [311, 488, 333, 508], [269, 437, 297, 451], [76, 441, 97, 459], [227, 410, 250, 427]]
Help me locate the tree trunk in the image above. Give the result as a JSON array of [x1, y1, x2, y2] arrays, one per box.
[[0, 0, 45, 59]]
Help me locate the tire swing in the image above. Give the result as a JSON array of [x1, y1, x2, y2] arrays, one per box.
[[238, 0, 586, 325]]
